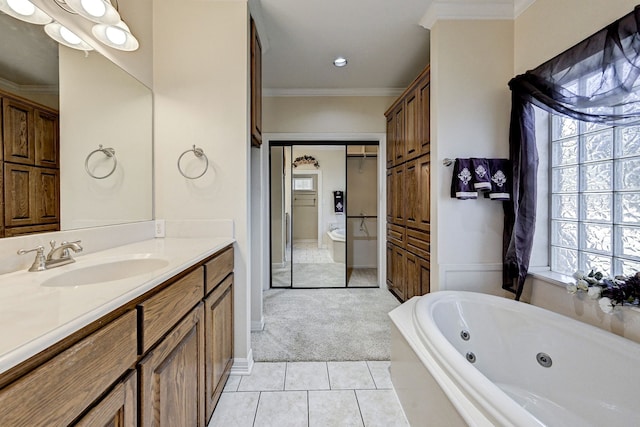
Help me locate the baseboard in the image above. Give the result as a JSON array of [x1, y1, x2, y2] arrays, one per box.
[[231, 348, 254, 375], [251, 317, 265, 332]]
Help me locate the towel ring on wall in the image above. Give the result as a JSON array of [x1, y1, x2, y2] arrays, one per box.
[[85, 145, 117, 179], [177, 145, 209, 179]]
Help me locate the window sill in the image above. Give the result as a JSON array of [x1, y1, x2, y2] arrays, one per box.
[[528, 268, 573, 288]]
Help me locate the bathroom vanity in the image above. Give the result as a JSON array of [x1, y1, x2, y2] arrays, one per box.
[[0, 237, 234, 426]]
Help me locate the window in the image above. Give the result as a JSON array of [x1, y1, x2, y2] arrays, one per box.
[[293, 177, 314, 191], [550, 89, 640, 277]]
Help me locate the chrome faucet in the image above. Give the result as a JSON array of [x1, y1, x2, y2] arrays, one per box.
[[18, 240, 83, 272]]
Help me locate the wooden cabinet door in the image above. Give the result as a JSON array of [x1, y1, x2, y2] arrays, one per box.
[[418, 76, 430, 155], [205, 275, 234, 422], [404, 89, 419, 160], [3, 98, 34, 165], [35, 109, 59, 168], [139, 303, 206, 427], [390, 244, 405, 301], [418, 256, 430, 296], [250, 17, 262, 147], [405, 252, 431, 299], [386, 242, 394, 289], [73, 372, 137, 427], [405, 154, 430, 232], [391, 165, 405, 225], [416, 153, 431, 231], [393, 104, 404, 166], [386, 168, 393, 224], [35, 167, 59, 224], [4, 163, 35, 227], [386, 114, 394, 168]]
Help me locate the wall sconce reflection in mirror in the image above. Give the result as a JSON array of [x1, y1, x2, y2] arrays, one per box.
[[0, 0, 139, 52], [85, 144, 117, 179]]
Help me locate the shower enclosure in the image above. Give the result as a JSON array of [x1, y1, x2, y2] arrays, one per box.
[[270, 143, 379, 288]]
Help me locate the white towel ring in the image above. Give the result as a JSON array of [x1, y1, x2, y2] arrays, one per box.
[[85, 145, 117, 179], [177, 145, 208, 179]]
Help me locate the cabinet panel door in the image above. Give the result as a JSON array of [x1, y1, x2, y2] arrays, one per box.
[[418, 256, 431, 296], [417, 153, 431, 231], [393, 105, 404, 165], [73, 372, 137, 427], [390, 244, 405, 301], [139, 303, 205, 427], [386, 242, 394, 289], [386, 114, 394, 168], [405, 251, 419, 300], [4, 163, 35, 227], [35, 168, 59, 224], [386, 168, 393, 224], [404, 89, 419, 160], [3, 98, 34, 165], [392, 165, 405, 225], [205, 275, 234, 421], [250, 17, 262, 147], [418, 76, 430, 155], [404, 154, 430, 232], [35, 109, 59, 168], [404, 158, 418, 229]]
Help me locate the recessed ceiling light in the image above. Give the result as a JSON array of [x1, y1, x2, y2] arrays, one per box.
[[333, 57, 348, 67]]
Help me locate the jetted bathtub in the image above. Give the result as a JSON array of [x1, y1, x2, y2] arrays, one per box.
[[389, 291, 640, 426]]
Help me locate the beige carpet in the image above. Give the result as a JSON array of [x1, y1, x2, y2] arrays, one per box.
[[251, 288, 401, 362]]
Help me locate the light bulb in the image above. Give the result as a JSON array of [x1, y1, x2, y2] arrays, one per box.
[[59, 26, 82, 45], [80, 0, 106, 18], [333, 57, 348, 67], [7, 0, 35, 16], [105, 25, 126, 45]]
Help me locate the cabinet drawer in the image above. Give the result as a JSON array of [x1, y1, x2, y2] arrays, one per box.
[[0, 310, 137, 427], [387, 223, 405, 247], [205, 246, 233, 295], [406, 227, 430, 260], [138, 267, 204, 353]]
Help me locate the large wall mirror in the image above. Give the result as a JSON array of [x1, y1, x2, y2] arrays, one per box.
[[0, 12, 152, 235]]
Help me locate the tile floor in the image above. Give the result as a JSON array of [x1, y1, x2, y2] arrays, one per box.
[[208, 361, 409, 427]]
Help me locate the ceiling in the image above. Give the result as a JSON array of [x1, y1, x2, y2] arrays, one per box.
[[255, 0, 432, 94], [0, 0, 531, 94], [0, 12, 58, 89]]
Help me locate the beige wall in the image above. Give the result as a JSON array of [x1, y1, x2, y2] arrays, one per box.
[[263, 96, 395, 134], [514, 0, 640, 343], [430, 19, 514, 295], [153, 0, 252, 363], [59, 47, 153, 230], [515, 0, 638, 73]]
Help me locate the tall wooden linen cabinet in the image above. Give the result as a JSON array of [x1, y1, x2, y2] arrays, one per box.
[[385, 66, 430, 302], [0, 90, 60, 237]]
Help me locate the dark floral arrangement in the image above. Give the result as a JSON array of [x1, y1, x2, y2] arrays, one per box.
[[292, 155, 320, 169], [568, 269, 640, 314]]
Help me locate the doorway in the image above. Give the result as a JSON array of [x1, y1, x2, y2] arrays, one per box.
[[269, 142, 379, 289]]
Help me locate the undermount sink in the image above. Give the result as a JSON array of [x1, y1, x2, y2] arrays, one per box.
[[41, 257, 170, 288]]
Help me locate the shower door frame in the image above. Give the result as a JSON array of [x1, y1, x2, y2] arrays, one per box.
[[268, 140, 380, 289]]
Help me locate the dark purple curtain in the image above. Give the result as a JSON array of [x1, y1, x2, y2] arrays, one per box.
[[504, 6, 640, 299]]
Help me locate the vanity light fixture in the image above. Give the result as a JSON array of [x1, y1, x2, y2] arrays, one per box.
[[45, 21, 94, 51], [0, 0, 52, 24], [64, 0, 120, 25], [92, 20, 138, 51], [333, 56, 348, 67]]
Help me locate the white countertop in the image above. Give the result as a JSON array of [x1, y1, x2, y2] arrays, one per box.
[[0, 237, 234, 376]]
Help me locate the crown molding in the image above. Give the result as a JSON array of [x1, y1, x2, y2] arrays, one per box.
[[419, 0, 537, 30], [0, 77, 58, 95], [264, 87, 405, 97]]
